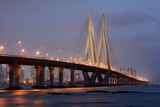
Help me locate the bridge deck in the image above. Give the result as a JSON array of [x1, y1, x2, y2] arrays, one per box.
[[0, 54, 148, 84]]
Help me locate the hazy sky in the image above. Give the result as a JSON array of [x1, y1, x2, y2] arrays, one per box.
[[0, 0, 160, 82]]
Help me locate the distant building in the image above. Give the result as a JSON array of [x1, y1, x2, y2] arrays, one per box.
[[46, 70, 50, 81], [0, 64, 8, 84], [20, 67, 25, 82], [31, 66, 36, 83], [75, 73, 81, 81], [54, 74, 59, 83]]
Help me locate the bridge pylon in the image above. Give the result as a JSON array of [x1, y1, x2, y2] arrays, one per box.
[[83, 14, 111, 86], [84, 14, 96, 65], [97, 14, 110, 70]]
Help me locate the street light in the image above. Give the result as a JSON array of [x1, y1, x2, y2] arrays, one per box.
[[36, 51, 40, 57], [18, 41, 21, 45], [22, 49, 25, 53], [0, 46, 4, 54], [18, 41, 23, 56], [69, 56, 73, 62], [46, 53, 48, 57], [51, 57, 53, 60]]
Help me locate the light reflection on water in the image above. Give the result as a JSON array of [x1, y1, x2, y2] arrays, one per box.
[[13, 97, 28, 105], [0, 86, 111, 107], [33, 99, 44, 105], [0, 85, 160, 107], [0, 98, 7, 107], [10, 90, 29, 95]]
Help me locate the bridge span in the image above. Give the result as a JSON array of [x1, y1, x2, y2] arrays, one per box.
[[0, 54, 148, 89]]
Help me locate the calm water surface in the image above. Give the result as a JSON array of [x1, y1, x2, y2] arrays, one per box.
[[0, 85, 160, 107]]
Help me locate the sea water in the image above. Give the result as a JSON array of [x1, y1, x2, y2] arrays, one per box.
[[0, 85, 160, 107]]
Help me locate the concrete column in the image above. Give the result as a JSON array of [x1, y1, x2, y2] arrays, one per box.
[[90, 72, 96, 85], [82, 71, 88, 85], [111, 77, 114, 84], [110, 77, 112, 84], [113, 77, 115, 84], [133, 80, 136, 84], [117, 77, 120, 84], [35, 65, 45, 87], [40, 65, 45, 86], [125, 78, 129, 84], [8, 63, 16, 88], [103, 71, 111, 85], [85, 72, 90, 85], [70, 68, 75, 86], [49, 67, 55, 86], [83, 71, 95, 85], [58, 66, 63, 86], [130, 79, 134, 84], [109, 77, 111, 84], [15, 64, 21, 87], [115, 77, 117, 84], [96, 72, 103, 85], [114, 77, 116, 84], [35, 65, 41, 86]]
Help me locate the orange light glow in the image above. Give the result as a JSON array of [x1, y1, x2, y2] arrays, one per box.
[[46, 53, 48, 56], [22, 49, 25, 53], [23, 80, 26, 84], [36, 51, 40, 56], [0, 46, 4, 50], [18, 41, 22, 45]]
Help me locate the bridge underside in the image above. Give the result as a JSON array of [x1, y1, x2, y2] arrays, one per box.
[[0, 55, 149, 89], [82, 70, 148, 86]]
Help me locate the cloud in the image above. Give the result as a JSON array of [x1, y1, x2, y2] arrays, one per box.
[[132, 34, 155, 43], [39, 0, 59, 5], [106, 12, 156, 27], [0, 1, 51, 15]]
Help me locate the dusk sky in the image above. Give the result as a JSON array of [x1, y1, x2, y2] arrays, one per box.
[[0, 0, 160, 82]]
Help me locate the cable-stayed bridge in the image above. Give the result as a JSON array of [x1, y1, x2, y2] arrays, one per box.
[[0, 14, 149, 89]]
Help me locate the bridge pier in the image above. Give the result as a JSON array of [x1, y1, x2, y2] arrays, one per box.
[[110, 77, 113, 84], [70, 68, 75, 86], [7, 63, 21, 89], [82, 71, 96, 86], [117, 77, 120, 84], [97, 72, 103, 85], [109, 77, 111, 84], [112, 77, 115, 84], [103, 71, 111, 85], [82, 71, 90, 85], [113, 77, 115, 84], [35, 65, 45, 88], [82, 70, 111, 86], [8, 63, 15, 88], [15, 64, 21, 87], [58, 66, 63, 86], [49, 67, 55, 86], [40, 65, 45, 86], [130, 79, 134, 85], [120, 77, 125, 84], [35, 65, 40, 86], [115, 77, 117, 84], [90, 72, 96, 85], [120, 77, 130, 85]]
